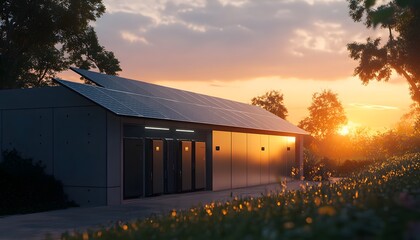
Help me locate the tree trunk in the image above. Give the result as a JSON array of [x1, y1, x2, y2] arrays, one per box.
[[393, 65, 420, 104]]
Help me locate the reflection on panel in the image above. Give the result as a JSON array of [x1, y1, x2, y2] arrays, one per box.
[[280, 136, 289, 177], [268, 136, 282, 183], [260, 135, 269, 184], [247, 133, 260, 186], [286, 137, 296, 176], [212, 131, 232, 191], [194, 142, 206, 190], [152, 140, 164, 195], [123, 138, 143, 199], [181, 141, 192, 191], [232, 132, 247, 188]]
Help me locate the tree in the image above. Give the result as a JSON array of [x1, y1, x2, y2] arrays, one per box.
[[398, 102, 420, 134], [251, 90, 288, 119], [0, 0, 121, 89], [346, 0, 420, 103], [298, 90, 347, 139]]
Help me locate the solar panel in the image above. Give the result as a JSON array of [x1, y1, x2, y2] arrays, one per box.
[[61, 69, 307, 134]]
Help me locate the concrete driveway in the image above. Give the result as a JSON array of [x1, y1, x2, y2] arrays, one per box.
[[0, 180, 310, 240]]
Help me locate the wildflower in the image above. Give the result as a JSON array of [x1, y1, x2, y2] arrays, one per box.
[[222, 209, 228, 215], [82, 232, 89, 240], [317, 206, 336, 216], [314, 197, 321, 206], [283, 222, 295, 229]]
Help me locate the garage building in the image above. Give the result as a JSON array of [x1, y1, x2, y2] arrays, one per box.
[[0, 68, 307, 206]]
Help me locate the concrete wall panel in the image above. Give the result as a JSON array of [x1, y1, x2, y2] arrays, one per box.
[[107, 187, 121, 206], [107, 112, 121, 189], [279, 136, 289, 177], [247, 133, 260, 186], [64, 186, 106, 207], [1, 109, 53, 174], [260, 135, 269, 184], [0, 87, 93, 110], [286, 137, 296, 176], [268, 136, 282, 183], [54, 106, 107, 187], [212, 131, 231, 191], [232, 132, 247, 188]]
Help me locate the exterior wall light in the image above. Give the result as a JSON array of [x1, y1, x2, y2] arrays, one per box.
[[176, 129, 195, 133], [145, 126, 170, 131]]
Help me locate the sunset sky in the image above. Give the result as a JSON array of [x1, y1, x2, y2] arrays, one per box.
[[62, 0, 413, 132]]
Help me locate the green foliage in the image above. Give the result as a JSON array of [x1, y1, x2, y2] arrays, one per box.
[[337, 159, 373, 176], [346, 0, 420, 103], [298, 90, 347, 140], [61, 153, 420, 239], [303, 149, 335, 181], [0, 150, 76, 215], [0, 0, 121, 89], [251, 90, 288, 119]]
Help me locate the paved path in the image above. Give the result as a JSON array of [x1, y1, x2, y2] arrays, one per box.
[[0, 180, 311, 240]]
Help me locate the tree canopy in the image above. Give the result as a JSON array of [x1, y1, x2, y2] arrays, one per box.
[[347, 0, 420, 103], [298, 90, 347, 140], [0, 0, 121, 89], [251, 90, 288, 119]]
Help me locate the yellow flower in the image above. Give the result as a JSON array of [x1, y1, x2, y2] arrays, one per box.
[[222, 209, 227, 215], [314, 197, 321, 206], [82, 232, 89, 240], [283, 222, 295, 229], [317, 206, 336, 216]]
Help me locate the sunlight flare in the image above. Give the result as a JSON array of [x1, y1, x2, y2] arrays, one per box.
[[338, 125, 350, 136]]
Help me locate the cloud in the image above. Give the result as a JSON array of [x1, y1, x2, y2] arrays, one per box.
[[349, 103, 399, 111], [95, 0, 376, 82], [120, 31, 149, 44]]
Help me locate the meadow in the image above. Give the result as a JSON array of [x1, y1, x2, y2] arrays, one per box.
[[61, 153, 419, 240]]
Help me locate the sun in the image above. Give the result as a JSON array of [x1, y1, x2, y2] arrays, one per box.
[[338, 125, 350, 136]]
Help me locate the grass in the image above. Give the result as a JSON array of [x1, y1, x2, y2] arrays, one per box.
[[60, 153, 419, 240]]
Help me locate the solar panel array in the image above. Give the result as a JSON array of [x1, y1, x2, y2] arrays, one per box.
[[56, 68, 307, 134]]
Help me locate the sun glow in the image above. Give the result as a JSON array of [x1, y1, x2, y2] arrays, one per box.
[[338, 125, 350, 136]]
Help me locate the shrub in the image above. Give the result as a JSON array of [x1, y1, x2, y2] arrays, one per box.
[[0, 150, 76, 215], [303, 149, 335, 181]]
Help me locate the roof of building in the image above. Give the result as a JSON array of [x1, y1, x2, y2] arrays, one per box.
[[54, 68, 307, 135]]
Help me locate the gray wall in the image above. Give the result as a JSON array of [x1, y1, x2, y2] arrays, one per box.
[[106, 112, 122, 205], [53, 106, 107, 206], [2, 109, 54, 174], [0, 87, 109, 206]]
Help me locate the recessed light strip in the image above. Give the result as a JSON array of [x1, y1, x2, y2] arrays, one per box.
[[176, 129, 195, 133], [145, 126, 170, 131]]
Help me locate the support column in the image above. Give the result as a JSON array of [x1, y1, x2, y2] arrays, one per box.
[[296, 135, 304, 180]]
